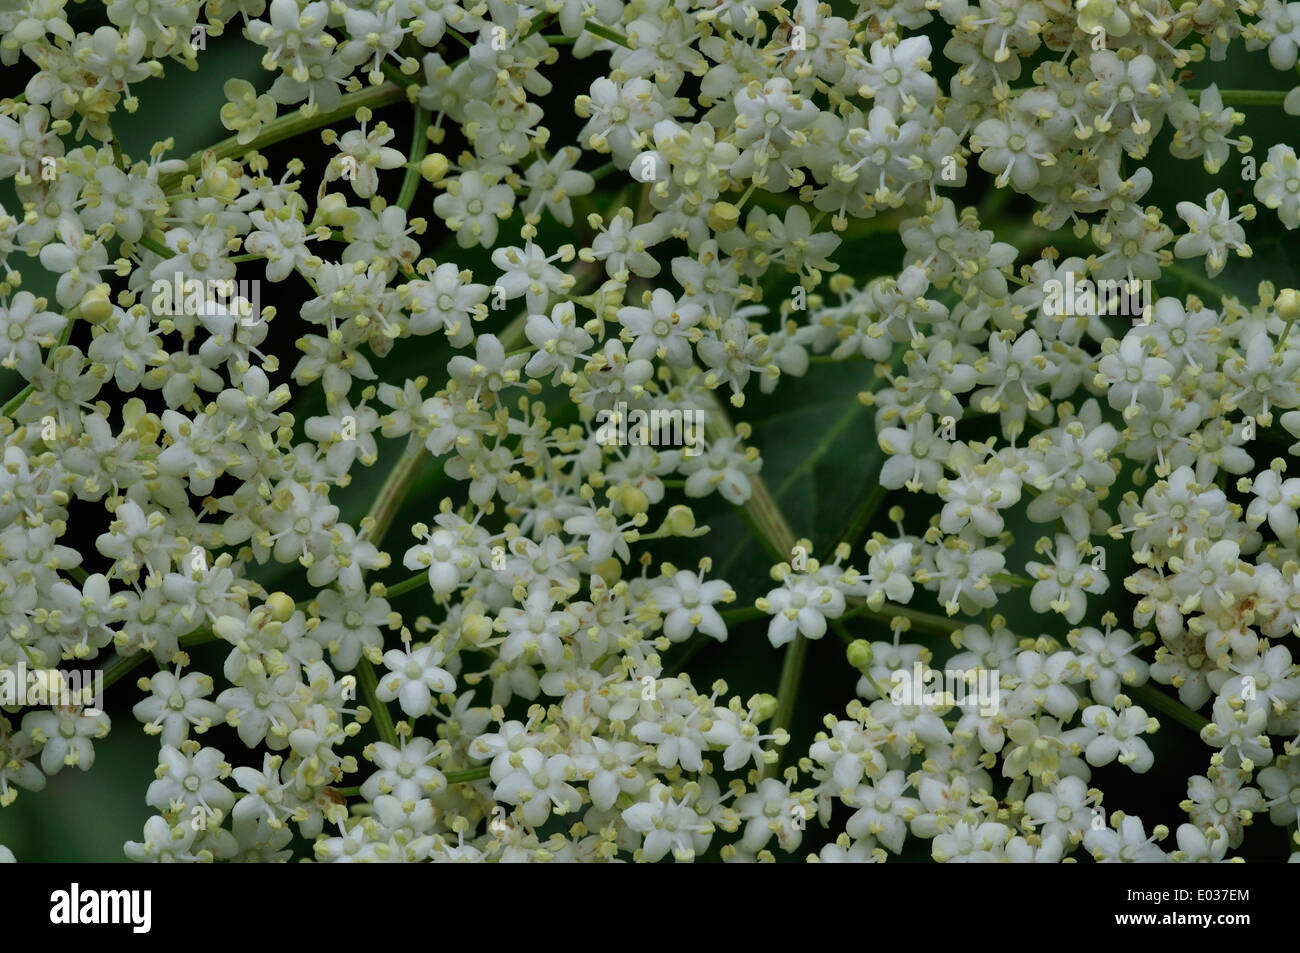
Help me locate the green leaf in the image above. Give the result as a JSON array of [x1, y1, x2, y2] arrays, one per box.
[[698, 360, 884, 595], [112, 34, 270, 163]]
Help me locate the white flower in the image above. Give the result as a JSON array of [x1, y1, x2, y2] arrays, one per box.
[[1069, 623, 1150, 704], [677, 433, 762, 504], [524, 301, 594, 383], [878, 413, 948, 493], [491, 241, 576, 315], [520, 147, 594, 226], [1170, 823, 1231, 862], [622, 782, 713, 862], [1081, 703, 1158, 773], [1024, 776, 1098, 846], [433, 170, 515, 248], [310, 589, 395, 671], [919, 531, 1005, 616], [1084, 815, 1169, 863], [1255, 143, 1300, 229], [617, 288, 705, 367], [21, 702, 111, 775], [362, 738, 446, 802], [132, 668, 224, 746], [758, 566, 846, 647], [1244, 0, 1300, 69], [1026, 534, 1109, 625], [931, 821, 1011, 862], [404, 524, 480, 596], [936, 443, 1022, 537], [490, 748, 581, 827], [844, 771, 920, 853], [1201, 697, 1273, 770], [1243, 467, 1300, 538], [649, 567, 733, 642], [1174, 189, 1252, 277], [496, 588, 579, 668], [376, 642, 456, 717]]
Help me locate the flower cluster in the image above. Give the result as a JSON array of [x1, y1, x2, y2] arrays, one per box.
[[1, 0, 1299, 864]]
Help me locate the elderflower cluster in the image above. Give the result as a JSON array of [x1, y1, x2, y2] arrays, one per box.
[[0, 0, 1299, 864]]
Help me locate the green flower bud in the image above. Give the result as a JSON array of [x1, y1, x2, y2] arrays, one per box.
[[846, 639, 873, 670]]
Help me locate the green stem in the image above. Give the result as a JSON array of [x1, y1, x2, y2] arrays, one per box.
[[361, 439, 429, 549], [735, 505, 787, 563], [101, 652, 150, 693], [1159, 261, 1239, 307], [855, 603, 959, 636], [737, 466, 796, 560], [733, 179, 759, 213], [396, 104, 431, 213], [356, 657, 398, 746], [668, 604, 765, 675], [447, 765, 490, 783], [2, 383, 34, 418], [159, 83, 407, 193], [381, 571, 429, 600], [338, 434, 435, 748], [1128, 683, 1210, 735], [136, 235, 174, 259], [685, 375, 801, 779], [3, 308, 78, 417], [828, 600, 959, 643], [351, 440, 433, 746], [1188, 89, 1288, 107], [379, 61, 412, 89], [338, 764, 487, 799], [582, 22, 632, 48], [768, 634, 808, 768], [100, 626, 218, 692], [720, 605, 766, 626], [399, 35, 424, 63], [992, 572, 1035, 587], [1277, 314, 1298, 357], [521, 14, 554, 39]]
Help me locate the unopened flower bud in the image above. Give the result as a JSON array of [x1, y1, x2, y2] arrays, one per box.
[[421, 153, 449, 181], [749, 693, 778, 721], [79, 287, 114, 325], [662, 504, 697, 536], [619, 486, 650, 516], [1277, 288, 1300, 321], [265, 592, 295, 623], [594, 556, 622, 586], [847, 639, 873, 670], [708, 201, 741, 232], [460, 613, 493, 646]]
